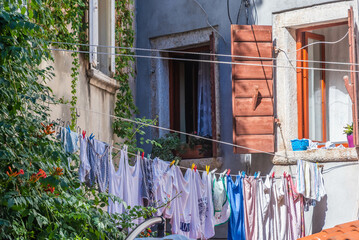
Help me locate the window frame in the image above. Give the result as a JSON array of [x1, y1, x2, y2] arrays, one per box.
[[88, 0, 115, 76], [168, 44, 217, 158], [296, 21, 348, 143]]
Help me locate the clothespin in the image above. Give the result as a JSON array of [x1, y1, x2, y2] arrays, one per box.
[[256, 171, 261, 179], [241, 171, 246, 178], [211, 168, 217, 174], [82, 130, 86, 139], [271, 172, 275, 178], [170, 160, 175, 167], [191, 163, 195, 171], [141, 152, 144, 160], [206, 165, 210, 175], [283, 172, 287, 177], [89, 133, 95, 140], [227, 169, 231, 176], [222, 169, 228, 175], [194, 165, 197, 172], [147, 154, 151, 160], [254, 172, 258, 178]]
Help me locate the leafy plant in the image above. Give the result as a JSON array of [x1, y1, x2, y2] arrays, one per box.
[[112, 0, 161, 156], [0, 4, 155, 239], [151, 133, 184, 162], [343, 123, 353, 135], [185, 132, 212, 156]]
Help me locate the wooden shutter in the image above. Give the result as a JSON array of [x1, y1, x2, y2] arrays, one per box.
[[348, 7, 359, 146], [210, 32, 218, 157], [231, 25, 274, 154]]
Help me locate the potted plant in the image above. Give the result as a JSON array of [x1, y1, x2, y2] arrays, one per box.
[[151, 133, 184, 162], [180, 132, 212, 159], [343, 123, 354, 148]]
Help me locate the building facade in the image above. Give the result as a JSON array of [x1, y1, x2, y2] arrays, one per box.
[[135, 0, 359, 237]]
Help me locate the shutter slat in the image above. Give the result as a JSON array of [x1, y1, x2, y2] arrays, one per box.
[[231, 24, 274, 154], [234, 98, 273, 116], [233, 61, 273, 80], [233, 42, 273, 59], [232, 25, 272, 42], [234, 80, 273, 98], [235, 135, 275, 153], [236, 116, 274, 135]]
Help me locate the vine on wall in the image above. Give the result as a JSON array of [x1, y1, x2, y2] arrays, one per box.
[[113, 0, 160, 154], [29, 0, 87, 129]]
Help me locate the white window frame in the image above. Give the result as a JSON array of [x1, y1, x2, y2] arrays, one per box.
[[89, 0, 115, 76]]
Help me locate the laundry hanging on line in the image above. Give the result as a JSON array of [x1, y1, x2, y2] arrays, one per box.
[[58, 128, 326, 240]]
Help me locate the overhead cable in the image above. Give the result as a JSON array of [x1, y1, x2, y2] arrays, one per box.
[[49, 47, 358, 73], [191, 0, 227, 44], [50, 41, 358, 67], [296, 30, 349, 52]]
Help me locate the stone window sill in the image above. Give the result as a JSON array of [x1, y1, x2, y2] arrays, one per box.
[[273, 148, 358, 165], [179, 157, 223, 170], [87, 68, 119, 94]]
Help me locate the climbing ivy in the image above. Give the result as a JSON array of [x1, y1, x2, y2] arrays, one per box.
[[25, 0, 87, 129], [113, 0, 161, 154]]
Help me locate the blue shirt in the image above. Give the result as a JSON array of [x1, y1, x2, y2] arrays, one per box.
[[227, 175, 246, 240]]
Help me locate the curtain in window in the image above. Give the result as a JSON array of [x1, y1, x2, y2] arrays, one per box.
[[197, 55, 212, 137]]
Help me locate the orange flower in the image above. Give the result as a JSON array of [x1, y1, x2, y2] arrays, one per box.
[[6, 166, 24, 177], [41, 123, 55, 135], [51, 167, 63, 176], [29, 169, 48, 183]]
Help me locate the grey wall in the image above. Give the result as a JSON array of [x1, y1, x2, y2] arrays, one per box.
[[135, 0, 350, 171], [135, 0, 358, 238]]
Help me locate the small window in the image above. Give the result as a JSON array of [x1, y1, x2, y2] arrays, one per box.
[[297, 23, 352, 144], [89, 0, 115, 77]]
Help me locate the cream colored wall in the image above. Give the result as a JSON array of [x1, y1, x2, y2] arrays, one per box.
[[42, 51, 118, 146]]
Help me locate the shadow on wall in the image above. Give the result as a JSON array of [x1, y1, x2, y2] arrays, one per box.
[[312, 195, 328, 233]]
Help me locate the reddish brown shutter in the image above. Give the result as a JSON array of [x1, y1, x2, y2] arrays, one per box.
[[348, 7, 359, 146], [231, 25, 274, 154], [210, 32, 218, 157]]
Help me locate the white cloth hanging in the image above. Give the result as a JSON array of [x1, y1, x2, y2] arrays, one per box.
[[108, 146, 143, 225]]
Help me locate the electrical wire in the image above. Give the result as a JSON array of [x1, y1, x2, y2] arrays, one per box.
[[49, 47, 359, 73], [50, 40, 359, 67], [191, 0, 227, 44], [227, 0, 233, 24], [297, 30, 349, 52], [236, 0, 243, 24]]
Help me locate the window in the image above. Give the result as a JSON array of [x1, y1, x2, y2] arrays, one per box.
[[89, 0, 115, 77], [169, 46, 215, 158], [296, 22, 353, 144]]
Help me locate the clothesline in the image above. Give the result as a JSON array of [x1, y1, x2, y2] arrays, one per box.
[[111, 145, 288, 179], [48, 48, 358, 73], [61, 103, 285, 157], [50, 31, 356, 66], [57, 103, 303, 178]]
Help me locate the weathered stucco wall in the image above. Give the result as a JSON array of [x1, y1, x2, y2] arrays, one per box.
[[136, 0, 359, 238], [42, 51, 118, 146]]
